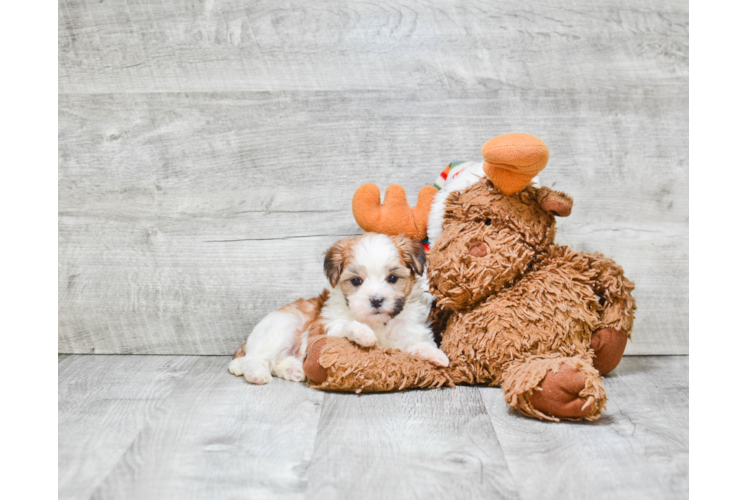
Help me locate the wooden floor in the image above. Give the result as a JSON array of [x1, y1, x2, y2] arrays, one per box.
[[59, 354, 688, 500]]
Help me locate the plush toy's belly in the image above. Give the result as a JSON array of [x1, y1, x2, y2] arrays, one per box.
[[440, 247, 603, 385]]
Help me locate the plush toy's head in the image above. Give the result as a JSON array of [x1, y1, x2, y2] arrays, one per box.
[[349, 132, 573, 312], [428, 178, 573, 312], [351, 133, 552, 242]]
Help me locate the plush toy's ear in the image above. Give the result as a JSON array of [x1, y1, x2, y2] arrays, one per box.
[[389, 234, 427, 276], [323, 238, 352, 287], [352, 184, 437, 241], [536, 187, 574, 217]]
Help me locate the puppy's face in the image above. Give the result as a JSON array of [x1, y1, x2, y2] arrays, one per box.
[[324, 233, 426, 325]]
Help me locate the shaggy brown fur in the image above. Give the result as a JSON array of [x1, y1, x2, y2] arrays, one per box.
[[302, 178, 636, 422], [429, 179, 561, 311], [307, 336, 454, 393]]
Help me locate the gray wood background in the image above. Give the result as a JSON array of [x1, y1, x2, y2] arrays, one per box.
[[58, 0, 688, 355]]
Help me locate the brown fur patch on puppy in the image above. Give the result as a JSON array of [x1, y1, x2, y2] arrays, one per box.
[[324, 237, 357, 287], [388, 234, 427, 276], [233, 343, 246, 359], [278, 293, 330, 356]]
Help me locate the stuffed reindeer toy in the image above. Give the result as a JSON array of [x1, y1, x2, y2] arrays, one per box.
[[247, 133, 636, 422]]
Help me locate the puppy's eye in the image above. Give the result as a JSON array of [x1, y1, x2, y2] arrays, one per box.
[[351, 277, 363, 286], [485, 218, 492, 226], [387, 275, 398, 284]]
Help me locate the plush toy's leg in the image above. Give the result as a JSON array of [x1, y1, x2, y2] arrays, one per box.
[[580, 251, 637, 375], [501, 354, 606, 421], [591, 327, 628, 375], [302, 336, 454, 393]]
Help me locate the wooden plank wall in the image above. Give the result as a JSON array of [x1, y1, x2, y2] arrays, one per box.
[[59, 0, 688, 355]]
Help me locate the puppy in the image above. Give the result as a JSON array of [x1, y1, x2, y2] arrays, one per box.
[[229, 233, 448, 385]]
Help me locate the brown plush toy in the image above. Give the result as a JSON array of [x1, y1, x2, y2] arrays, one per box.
[[298, 133, 636, 421]]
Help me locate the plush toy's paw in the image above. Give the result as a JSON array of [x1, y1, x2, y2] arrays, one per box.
[[304, 337, 329, 384], [406, 342, 450, 367], [591, 327, 628, 375], [528, 364, 594, 419], [503, 356, 607, 421], [348, 321, 378, 347]]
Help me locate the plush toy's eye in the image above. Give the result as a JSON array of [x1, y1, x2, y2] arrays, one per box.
[[387, 275, 398, 284], [351, 277, 363, 286], [485, 218, 492, 226]]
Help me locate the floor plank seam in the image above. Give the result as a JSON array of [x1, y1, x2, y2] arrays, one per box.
[[476, 387, 523, 500], [81, 356, 201, 500], [303, 391, 330, 500]]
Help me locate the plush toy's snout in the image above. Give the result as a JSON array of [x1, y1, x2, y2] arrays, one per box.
[[468, 241, 488, 257]]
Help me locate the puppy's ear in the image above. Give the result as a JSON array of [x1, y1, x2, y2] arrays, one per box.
[[324, 238, 350, 287], [534, 186, 573, 217], [391, 235, 427, 276]]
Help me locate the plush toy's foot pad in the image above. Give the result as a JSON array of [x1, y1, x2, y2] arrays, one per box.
[[503, 356, 607, 421], [591, 327, 628, 375], [303, 336, 454, 393], [528, 365, 594, 418], [303, 337, 329, 384]]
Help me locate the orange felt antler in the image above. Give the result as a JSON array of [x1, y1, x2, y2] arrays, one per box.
[[352, 184, 438, 240], [482, 133, 549, 194]]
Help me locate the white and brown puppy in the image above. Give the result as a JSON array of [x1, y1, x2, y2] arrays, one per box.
[[229, 233, 448, 385]]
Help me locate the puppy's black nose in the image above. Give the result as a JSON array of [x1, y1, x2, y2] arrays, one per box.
[[370, 297, 384, 309]]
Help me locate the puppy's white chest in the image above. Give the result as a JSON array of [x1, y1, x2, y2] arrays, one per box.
[[374, 321, 400, 349]]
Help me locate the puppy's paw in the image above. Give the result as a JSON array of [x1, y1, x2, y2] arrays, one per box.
[[239, 358, 272, 385], [273, 357, 306, 383], [425, 348, 450, 367], [407, 342, 450, 367], [228, 358, 244, 376], [348, 321, 378, 347], [244, 368, 272, 385]]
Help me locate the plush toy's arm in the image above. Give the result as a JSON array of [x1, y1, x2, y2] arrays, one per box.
[[572, 250, 636, 375], [584, 252, 637, 337], [303, 336, 454, 393]]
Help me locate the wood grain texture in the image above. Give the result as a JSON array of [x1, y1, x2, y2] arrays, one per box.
[[59, 90, 687, 355], [307, 386, 519, 499], [58, 0, 688, 355], [90, 356, 324, 500], [59, 0, 687, 94], [58, 355, 197, 500], [480, 356, 688, 500], [58, 354, 688, 499]]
